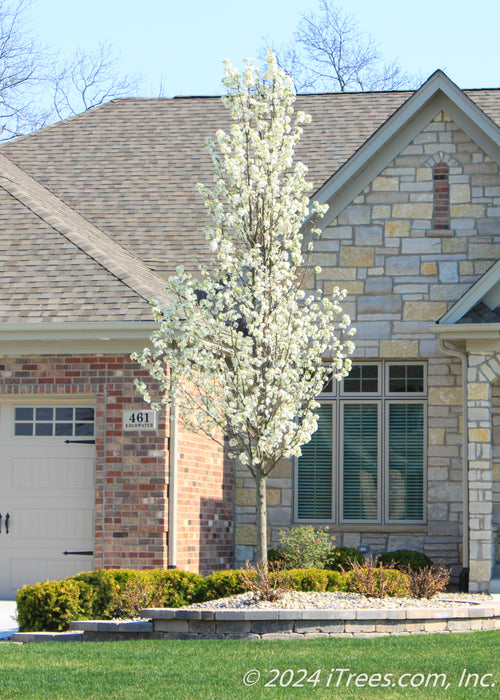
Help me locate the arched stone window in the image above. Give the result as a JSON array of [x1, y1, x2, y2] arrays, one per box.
[[433, 161, 450, 230]]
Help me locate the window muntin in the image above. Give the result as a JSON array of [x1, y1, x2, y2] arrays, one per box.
[[14, 406, 95, 437], [387, 363, 425, 394], [341, 364, 379, 394], [296, 362, 426, 525]]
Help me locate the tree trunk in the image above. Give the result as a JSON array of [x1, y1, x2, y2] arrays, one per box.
[[255, 469, 268, 571]]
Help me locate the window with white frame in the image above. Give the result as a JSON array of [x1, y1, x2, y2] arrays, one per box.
[[296, 363, 426, 524]]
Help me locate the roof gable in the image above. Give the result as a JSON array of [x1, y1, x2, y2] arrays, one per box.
[[308, 71, 500, 229]]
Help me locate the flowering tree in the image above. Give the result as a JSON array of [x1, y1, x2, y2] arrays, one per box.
[[134, 51, 354, 569]]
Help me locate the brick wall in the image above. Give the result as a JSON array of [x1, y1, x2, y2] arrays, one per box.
[[0, 354, 233, 575]]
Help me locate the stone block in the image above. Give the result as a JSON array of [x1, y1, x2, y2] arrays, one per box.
[[401, 237, 442, 255], [386, 256, 420, 276], [380, 340, 418, 358], [392, 202, 433, 219], [355, 226, 383, 245], [338, 206, 371, 225], [251, 620, 294, 634], [295, 620, 345, 634], [358, 295, 401, 315], [450, 203, 485, 218], [216, 621, 251, 635], [403, 301, 448, 321], [450, 184, 471, 203], [365, 277, 393, 294], [340, 246, 374, 267], [372, 176, 399, 191], [421, 261, 437, 275], [154, 620, 189, 633]]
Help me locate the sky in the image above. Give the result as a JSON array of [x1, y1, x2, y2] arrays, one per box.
[[27, 0, 500, 97]]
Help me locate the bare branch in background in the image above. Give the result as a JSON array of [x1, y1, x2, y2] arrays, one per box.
[[266, 1, 421, 93], [51, 41, 141, 120]]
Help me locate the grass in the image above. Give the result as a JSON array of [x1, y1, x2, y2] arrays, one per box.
[[0, 631, 498, 699]]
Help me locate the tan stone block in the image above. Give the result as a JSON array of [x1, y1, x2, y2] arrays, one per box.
[[493, 462, 500, 481], [385, 220, 410, 238], [380, 340, 418, 357], [328, 280, 364, 296], [267, 489, 281, 507], [372, 176, 399, 191], [450, 183, 470, 203], [450, 203, 485, 218], [429, 386, 463, 406], [468, 383, 489, 400], [317, 267, 357, 281], [428, 427, 445, 445], [469, 428, 490, 443], [392, 203, 433, 219], [372, 205, 390, 219], [443, 238, 467, 253], [421, 261, 437, 275], [460, 261, 474, 275], [235, 488, 256, 506], [340, 247, 374, 267], [234, 524, 270, 546], [403, 301, 448, 321], [416, 167, 432, 181]]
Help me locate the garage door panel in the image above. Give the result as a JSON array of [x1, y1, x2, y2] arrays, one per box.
[[11, 555, 93, 591], [5, 508, 94, 540], [12, 457, 95, 489]]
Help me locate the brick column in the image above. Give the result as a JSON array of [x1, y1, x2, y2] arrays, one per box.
[[467, 353, 499, 591]]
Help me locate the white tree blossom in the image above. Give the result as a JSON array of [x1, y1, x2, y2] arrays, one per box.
[[134, 50, 355, 568]]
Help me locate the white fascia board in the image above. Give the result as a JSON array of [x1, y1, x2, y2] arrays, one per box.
[[439, 260, 500, 324], [305, 72, 500, 230], [0, 321, 159, 355], [434, 322, 500, 340]]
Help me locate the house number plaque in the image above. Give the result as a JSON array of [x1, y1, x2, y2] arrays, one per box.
[[122, 409, 158, 431]]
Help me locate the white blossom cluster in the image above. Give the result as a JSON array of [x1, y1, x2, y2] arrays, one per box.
[[134, 50, 355, 477]]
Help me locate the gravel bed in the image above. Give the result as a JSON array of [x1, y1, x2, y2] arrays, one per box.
[[184, 590, 493, 611]]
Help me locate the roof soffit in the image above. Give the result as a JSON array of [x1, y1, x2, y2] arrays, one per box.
[[309, 71, 500, 229]]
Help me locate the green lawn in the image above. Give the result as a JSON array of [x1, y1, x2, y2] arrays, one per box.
[[0, 631, 498, 699]]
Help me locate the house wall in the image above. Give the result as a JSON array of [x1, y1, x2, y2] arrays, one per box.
[[234, 111, 500, 573], [0, 354, 232, 576], [176, 428, 234, 575]]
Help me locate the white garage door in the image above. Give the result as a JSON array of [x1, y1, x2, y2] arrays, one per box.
[[0, 400, 95, 599]]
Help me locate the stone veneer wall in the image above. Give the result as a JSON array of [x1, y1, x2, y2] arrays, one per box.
[[0, 354, 232, 575], [234, 112, 500, 580]]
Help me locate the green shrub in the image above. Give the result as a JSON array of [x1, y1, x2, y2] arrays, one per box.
[[197, 569, 245, 601], [324, 569, 347, 592], [72, 569, 137, 619], [284, 568, 329, 592], [322, 546, 365, 571], [277, 526, 333, 569], [143, 569, 203, 606], [17, 568, 205, 632], [377, 549, 434, 572], [344, 562, 409, 598], [16, 579, 91, 632]]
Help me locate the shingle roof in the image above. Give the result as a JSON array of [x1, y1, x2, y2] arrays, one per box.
[[0, 152, 169, 322], [2, 84, 500, 321]]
